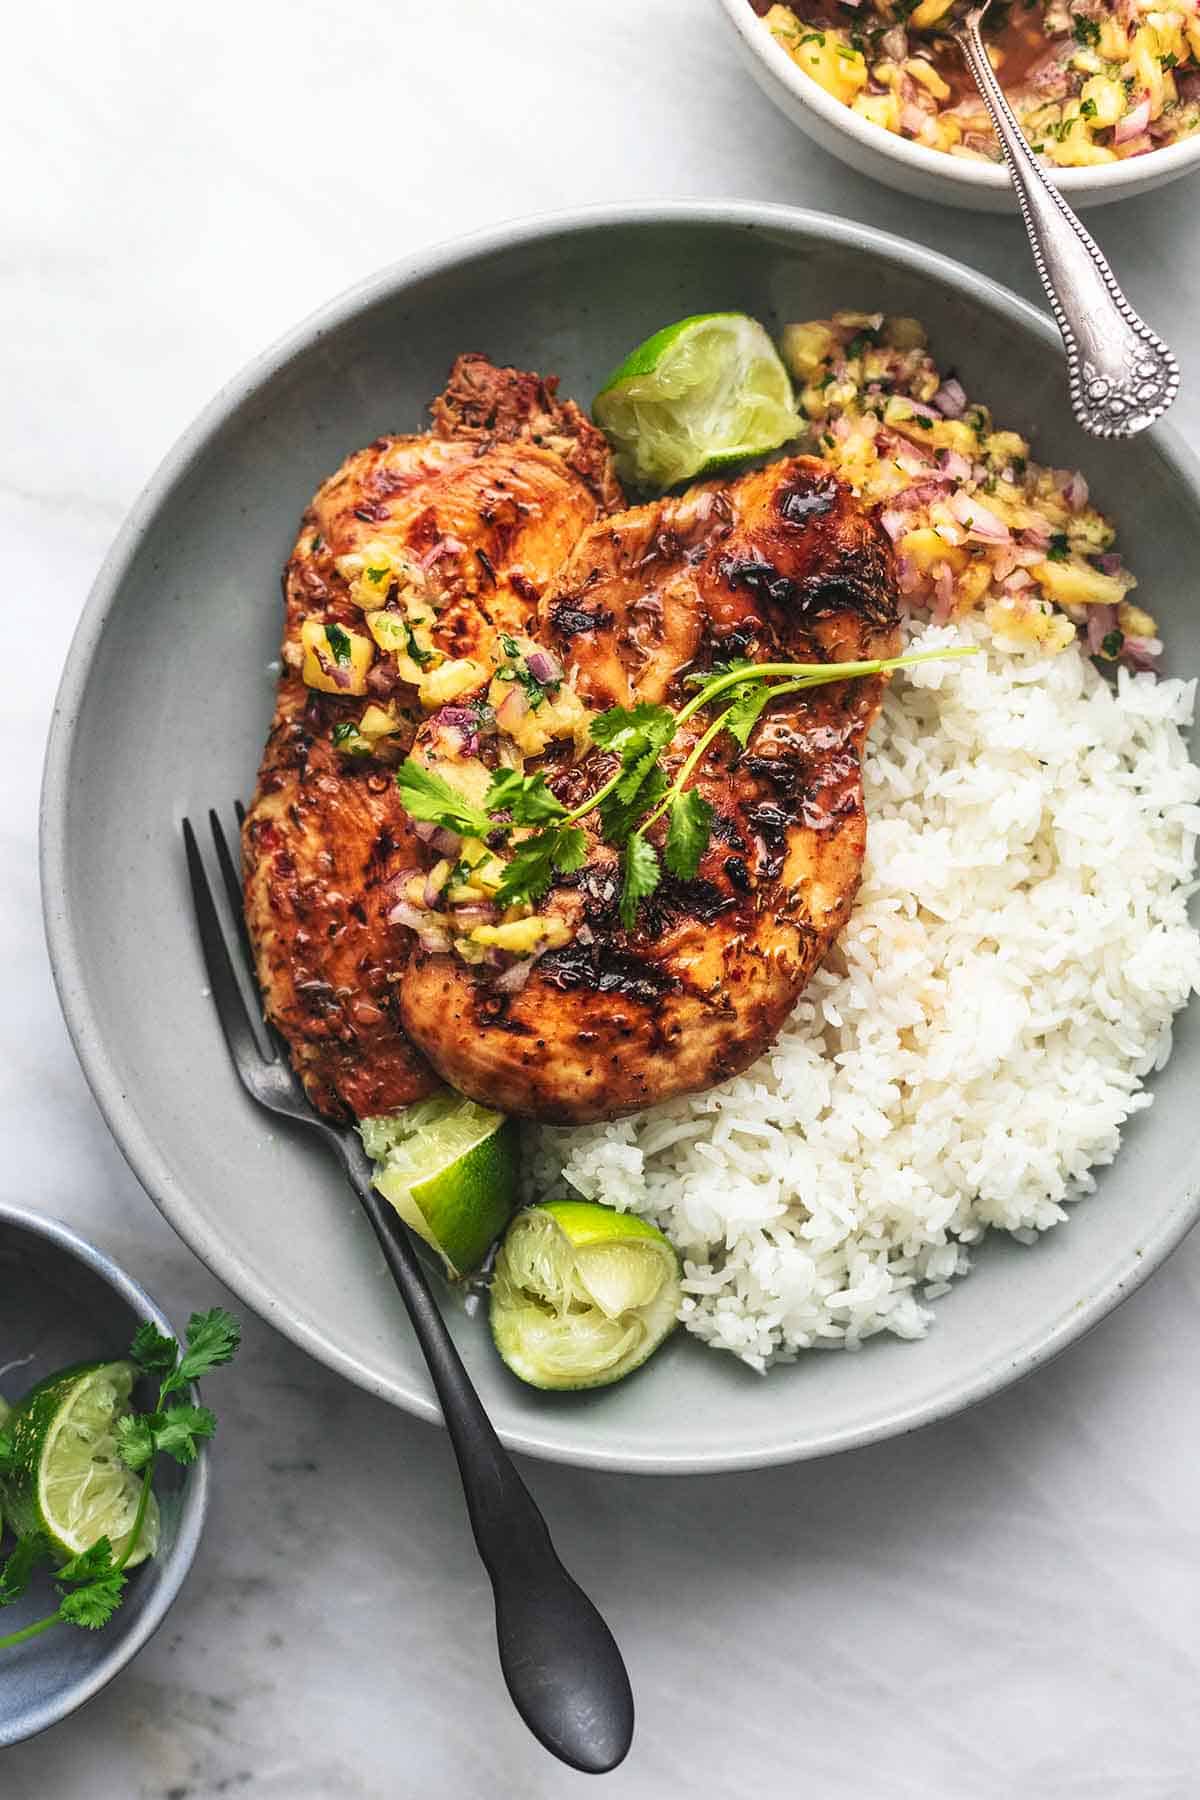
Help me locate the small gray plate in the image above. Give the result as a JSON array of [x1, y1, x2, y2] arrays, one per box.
[[40, 202, 1200, 1474], [0, 1204, 208, 1744]]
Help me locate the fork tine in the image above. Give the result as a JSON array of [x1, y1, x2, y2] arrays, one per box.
[[217, 804, 295, 1067], [182, 817, 269, 1081]]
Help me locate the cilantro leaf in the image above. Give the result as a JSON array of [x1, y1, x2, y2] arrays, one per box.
[[664, 789, 715, 881], [619, 835, 661, 929], [0, 1427, 15, 1476], [129, 1321, 179, 1379], [722, 683, 775, 749], [1073, 13, 1100, 43], [58, 1575, 126, 1630], [56, 1538, 115, 1585], [494, 823, 586, 907], [598, 763, 669, 845], [615, 746, 664, 806], [484, 768, 567, 825], [0, 1533, 48, 1607], [590, 703, 675, 757], [116, 1413, 158, 1472], [170, 1309, 243, 1390], [395, 761, 492, 838], [1046, 533, 1071, 563], [324, 623, 352, 666], [148, 1404, 218, 1465]]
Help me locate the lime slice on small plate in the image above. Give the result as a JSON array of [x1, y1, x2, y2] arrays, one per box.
[[490, 1200, 682, 1390], [360, 1094, 519, 1278], [0, 1360, 159, 1567], [593, 311, 801, 490]]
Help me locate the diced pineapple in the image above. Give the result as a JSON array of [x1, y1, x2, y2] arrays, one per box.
[[418, 657, 488, 709], [1079, 74, 1127, 128], [898, 528, 969, 574], [984, 429, 1030, 465], [1118, 600, 1158, 638], [909, 0, 956, 25], [791, 28, 869, 105], [1097, 16, 1129, 57], [1130, 27, 1166, 113], [905, 57, 952, 100], [985, 596, 1077, 652], [956, 561, 994, 607], [779, 321, 837, 382], [1048, 124, 1118, 166], [358, 703, 403, 743], [881, 317, 928, 351], [1032, 557, 1127, 606], [502, 684, 592, 759], [300, 618, 374, 695], [470, 916, 571, 955]]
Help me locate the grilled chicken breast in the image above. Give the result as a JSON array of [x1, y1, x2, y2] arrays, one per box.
[[398, 457, 902, 1122], [242, 357, 619, 1119]]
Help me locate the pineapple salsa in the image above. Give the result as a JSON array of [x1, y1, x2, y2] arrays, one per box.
[[756, 0, 1200, 165], [297, 537, 586, 975]]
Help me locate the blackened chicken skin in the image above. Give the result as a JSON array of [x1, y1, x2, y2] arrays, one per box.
[[398, 458, 902, 1123], [241, 358, 619, 1120]]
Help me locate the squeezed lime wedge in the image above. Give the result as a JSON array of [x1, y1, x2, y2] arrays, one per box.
[[360, 1095, 519, 1278], [490, 1200, 681, 1390], [0, 1361, 159, 1567], [593, 312, 800, 489]]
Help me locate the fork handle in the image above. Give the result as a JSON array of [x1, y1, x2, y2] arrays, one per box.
[[333, 1132, 634, 1774], [953, 11, 1177, 438]]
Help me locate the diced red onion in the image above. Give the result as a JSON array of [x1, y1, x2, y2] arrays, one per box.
[[931, 563, 955, 619], [881, 24, 908, 59], [430, 826, 462, 857], [417, 924, 452, 954], [941, 450, 973, 482], [1115, 96, 1152, 144], [419, 535, 467, 568], [495, 686, 528, 730], [1097, 552, 1123, 576], [1021, 514, 1052, 549], [493, 959, 534, 994], [412, 819, 438, 843], [452, 904, 497, 925], [933, 379, 967, 419], [366, 661, 400, 700], [1122, 636, 1162, 671], [388, 900, 429, 931], [880, 509, 909, 543], [895, 554, 923, 597], [384, 868, 423, 897], [1062, 471, 1089, 512], [949, 490, 1011, 542], [524, 649, 561, 685], [1087, 603, 1119, 655], [900, 102, 928, 137], [1003, 569, 1034, 593]]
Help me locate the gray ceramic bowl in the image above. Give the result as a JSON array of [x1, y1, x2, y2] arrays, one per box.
[[0, 1204, 208, 1745], [41, 202, 1200, 1474]]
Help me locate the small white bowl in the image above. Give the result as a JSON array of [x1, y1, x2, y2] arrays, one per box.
[[717, 0, 1200, 211]]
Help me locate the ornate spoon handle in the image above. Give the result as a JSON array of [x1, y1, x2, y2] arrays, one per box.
[[953, 5, 1179, 438]]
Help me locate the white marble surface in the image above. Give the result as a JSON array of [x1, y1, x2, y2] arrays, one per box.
[[5, 2, 1200, 1794]]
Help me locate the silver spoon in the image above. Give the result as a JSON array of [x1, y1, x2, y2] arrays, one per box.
[[917, 0, 1179, 437]]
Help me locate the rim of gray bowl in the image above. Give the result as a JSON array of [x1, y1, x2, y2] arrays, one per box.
[[38, 200, 1200, 1473], [716, 0, 1200, 200], [0, 1201, 209, 1745]]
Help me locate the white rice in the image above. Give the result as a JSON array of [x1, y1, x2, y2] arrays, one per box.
[[528, 617, 1200, 1369]]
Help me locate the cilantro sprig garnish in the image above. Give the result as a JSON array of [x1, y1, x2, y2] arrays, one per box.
[[394, 646, 973, 929], [0, 1309, 240, 1651]]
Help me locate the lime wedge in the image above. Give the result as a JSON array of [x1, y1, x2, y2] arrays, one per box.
[[360, 1095, 519, 1278], [490, 1200, 682, 1390], [593, 312, 800, 489], [0, 1361, 159, 1567]]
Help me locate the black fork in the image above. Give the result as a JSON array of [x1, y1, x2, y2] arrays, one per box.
[[182, 809, 634, 1775]]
